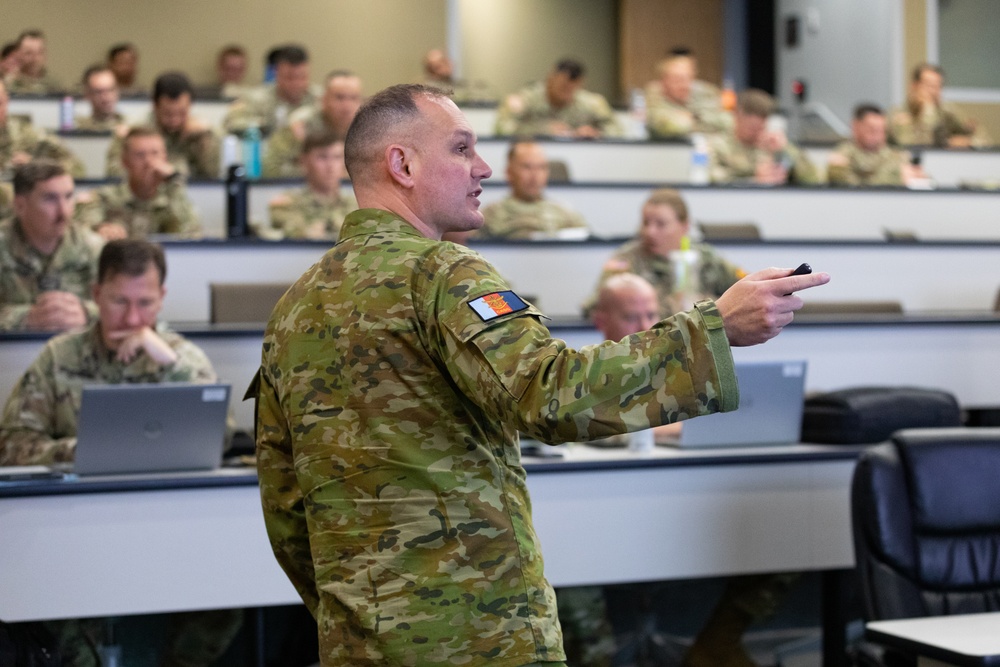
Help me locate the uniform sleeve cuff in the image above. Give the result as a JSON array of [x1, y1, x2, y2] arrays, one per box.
[[694, 299, 739, 413]]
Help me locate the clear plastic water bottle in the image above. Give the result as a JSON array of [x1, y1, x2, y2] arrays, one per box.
[[59, 95, 75, 131], [689, 133, 709, 185], [242, 126, 262, 179], [669, 236, 702, 312], [628, 429, 656, 455]]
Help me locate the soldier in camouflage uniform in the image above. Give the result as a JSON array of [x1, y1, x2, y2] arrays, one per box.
[[708, 89, 820, 186], [105, 72, 220, 179], [1, 79, 86, 178], [5, 30, 62, 95], [828, 104, 926, 187], [888, 63, 984, 148], [495, 59, 623, 138], [267, 130, 357, 239], [74, 65, 126, 133], [478, 141, 589, 240], [422, 48, 495, 104], [645, 55, 733, 140], [262, 70, 363, 178], [80, 126, 200, 239], [253, 83, 828, 667], [0, 161, 102, 332], [582, 189, 744, 317], [0, 179, 11, 219], [223, 44, 322, 136], [0, 239, 242, 667]]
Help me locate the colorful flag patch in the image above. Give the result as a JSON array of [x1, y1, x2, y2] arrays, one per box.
[[468, 290, 529, 321]]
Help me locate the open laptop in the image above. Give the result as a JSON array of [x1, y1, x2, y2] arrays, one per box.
[[73, 383, 230, 476], [664, 360, 807, 449]]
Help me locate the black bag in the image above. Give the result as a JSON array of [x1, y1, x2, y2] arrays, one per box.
[[0, 621, 61, 667], [801, 386, 961, 444]]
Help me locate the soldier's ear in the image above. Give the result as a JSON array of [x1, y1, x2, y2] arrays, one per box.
[[386, 144, 415, 188]]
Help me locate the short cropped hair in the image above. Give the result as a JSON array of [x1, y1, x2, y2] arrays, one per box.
[[152, 71, 193, 102], [274, 45, 309, 66], [107, 42, 136, 61], [645, 188, 689, 222], [912, 62, 944, 82], [217, 44, 246, 63], [99, 239, 167, 285], [17, 29, 45, 45], [553, 58, 585, 81], [82, 64, 113, 87], [301, 129, 341, 155], [737, 89, 775, 118], [594, 273, 657, 315], [506, 139, 540, 163], [1, 42, 18, 59], [13, 160, 69, 196], [344, 83, 446, 182], [326, 69, 356, 84], [853, 103, 884, 121]]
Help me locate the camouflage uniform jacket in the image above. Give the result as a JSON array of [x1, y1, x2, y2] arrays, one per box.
[[75, 180, 201, 238], [261, 108, 351, 178], [582, 239, 744, 317], [105, 118, 222, 180], [0, 116, 85, 178], [495, 81, 623, 137], [707, 132, 821, 185], [0, 217, 102, 331], [0, 321, 217, 465], [267, 187, 357, 240], [644, 82, 733, 140], [826, 141, 906, 187], [0, 181, 11, 220], [478, 196, 589, 240], [6, 71, 63, 95], [888, 102, 975, 147], [74, 112, 126, 133], [254, 209, 738, 666], [222, 83, 323, 135]]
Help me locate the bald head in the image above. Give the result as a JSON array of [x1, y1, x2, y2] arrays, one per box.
[[592, 273, 660, 341]]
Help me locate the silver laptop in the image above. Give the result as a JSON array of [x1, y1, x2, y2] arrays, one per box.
[[666, 361, 807, 448], [73, 383, 230, 475]]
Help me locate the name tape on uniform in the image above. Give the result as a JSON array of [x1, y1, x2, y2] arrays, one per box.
[[468, 291, 529, 322]]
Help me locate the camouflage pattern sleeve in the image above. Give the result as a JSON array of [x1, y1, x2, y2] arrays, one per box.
[[0, 303, 34, 331], [187, 130, 222, 179], [0, 345, 76, 466], [160, 181, 202, 237], [105, 133, 125, 178], [826, 142, 858, 186], [584, 91, 624, 138], [262, 126, 302, 178], [786, 144, 822, 185]]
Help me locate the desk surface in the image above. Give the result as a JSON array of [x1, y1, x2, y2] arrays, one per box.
[[867, 613, 1000, 666]]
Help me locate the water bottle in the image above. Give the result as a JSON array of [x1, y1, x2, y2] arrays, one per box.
[[689, 133, 709, 185], [59, 96, 75, 131], [629, 87, 647, 139], [226, 164, 249, 238], [221, 134, 240, 171], [242, 126, 262, 180], [669, 236, 701, 312], [628, 429, 656, 455]]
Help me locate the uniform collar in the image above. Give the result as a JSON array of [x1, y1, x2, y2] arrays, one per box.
[[338, 208, 425, 242]]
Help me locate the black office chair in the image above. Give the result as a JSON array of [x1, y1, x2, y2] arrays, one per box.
[[851, 428, 1000, 664]]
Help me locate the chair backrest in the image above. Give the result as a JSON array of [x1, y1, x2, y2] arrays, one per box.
[[547, 160, 571, 183], [798, 301, 903, 316], [852, 428, 1000, 621], [697, 222, 761, 242], [210, 282, 291, 324]]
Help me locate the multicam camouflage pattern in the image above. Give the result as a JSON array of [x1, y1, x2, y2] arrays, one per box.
[[222, 83, 322, 135], [75, 181, 201, 238], [267, 187, 358, 240], [826, 141, 906, 187], [0, 180, 12, 219], [262, 108, 349, 178], [707, 132, 821, 185], [0, 322, 218, 465], [644, 82, 733, 140], [0, 217, 103, 331], [105, 120, 222, 180], [73, 112, 126, 133], [255, 209, 737, 666], [888, 102, 976, 147], [5, 72, 63, 95], [478, 196, 589, 240], [495, 81, 623, 138], [0, 116, 86, 178], [582, 239, 744, 317]]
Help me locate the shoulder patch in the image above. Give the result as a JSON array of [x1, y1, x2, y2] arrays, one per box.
[[467, 290, 529, 321]]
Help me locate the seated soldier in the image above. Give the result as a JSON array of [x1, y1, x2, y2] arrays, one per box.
[[495, 58, 623, 138], [76, 64, 125, 132], [215, 44, 250, 99], [0, 180, 11, 218], [0, 42, 20, 81], [263, 70, 363, 177], [5, 29, 62, 95], [78, 126, 200, 239], [708, 89, 820, 185], [645, 53, 733, 140], [583, 188, 744, 317], [0, 78, 85, 178], [267, 131, 357, 240], [107, 42, 143, 96], [0, 160, 102, 332], [478, 140, 589, 239], [106, 72, 220, 179], [223, 44, 322, 136], [0, 238, 242, 667], [421, 48, 492, 103], [889, 63, 985, 148], [828, 104, 928, 187]]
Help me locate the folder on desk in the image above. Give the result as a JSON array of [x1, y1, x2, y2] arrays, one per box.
[[73, 383, 230, 476], [665, 361, 807, 448]]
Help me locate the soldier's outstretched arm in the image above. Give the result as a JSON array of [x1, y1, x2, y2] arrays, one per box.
[[715, 266, 831, 346]]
